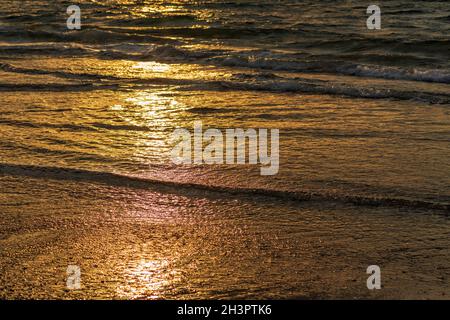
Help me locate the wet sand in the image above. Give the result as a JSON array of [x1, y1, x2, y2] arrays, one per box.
[[1, 0, 450, 301]]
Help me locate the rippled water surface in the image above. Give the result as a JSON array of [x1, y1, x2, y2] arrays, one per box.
[[0, 0, 449, 299]]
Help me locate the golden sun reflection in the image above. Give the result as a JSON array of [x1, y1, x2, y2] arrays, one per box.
[[117, 258, 181, 299], [124, 90, 185, 113], [111, 90, 189, 163]]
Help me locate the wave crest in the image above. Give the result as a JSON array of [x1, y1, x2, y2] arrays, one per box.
[[1, 163, 448, 212]]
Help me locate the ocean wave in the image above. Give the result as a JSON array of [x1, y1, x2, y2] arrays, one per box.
[[88, 122, 152, 132], [99, 43, 450, 85], [109, 15, 200, 27], [221, 76, 450, 104], [0, 119, 100, 132], [93, 43, 217, 61], [301, 38, 450, 55], [187, 107, 243, 114], [142, 44, 217, 60], [0, 146, 115, 163], [2, 36, 448, 86], [0, 62, 128, 82], [336, 64, 450, 84], [133, 26, 299, 39], [2, 62, 448, 104], [0, 163, 448, 212], [103, 44, 448, 87], [0, 43, 94, 57], [0, 28, 170, 44]]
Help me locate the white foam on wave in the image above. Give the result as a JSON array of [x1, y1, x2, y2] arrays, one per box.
[[338, 64, 450, 84]]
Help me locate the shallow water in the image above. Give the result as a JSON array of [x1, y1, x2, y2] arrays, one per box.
[[0, 0, 449, 299], [1, 175, 449, 299]]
